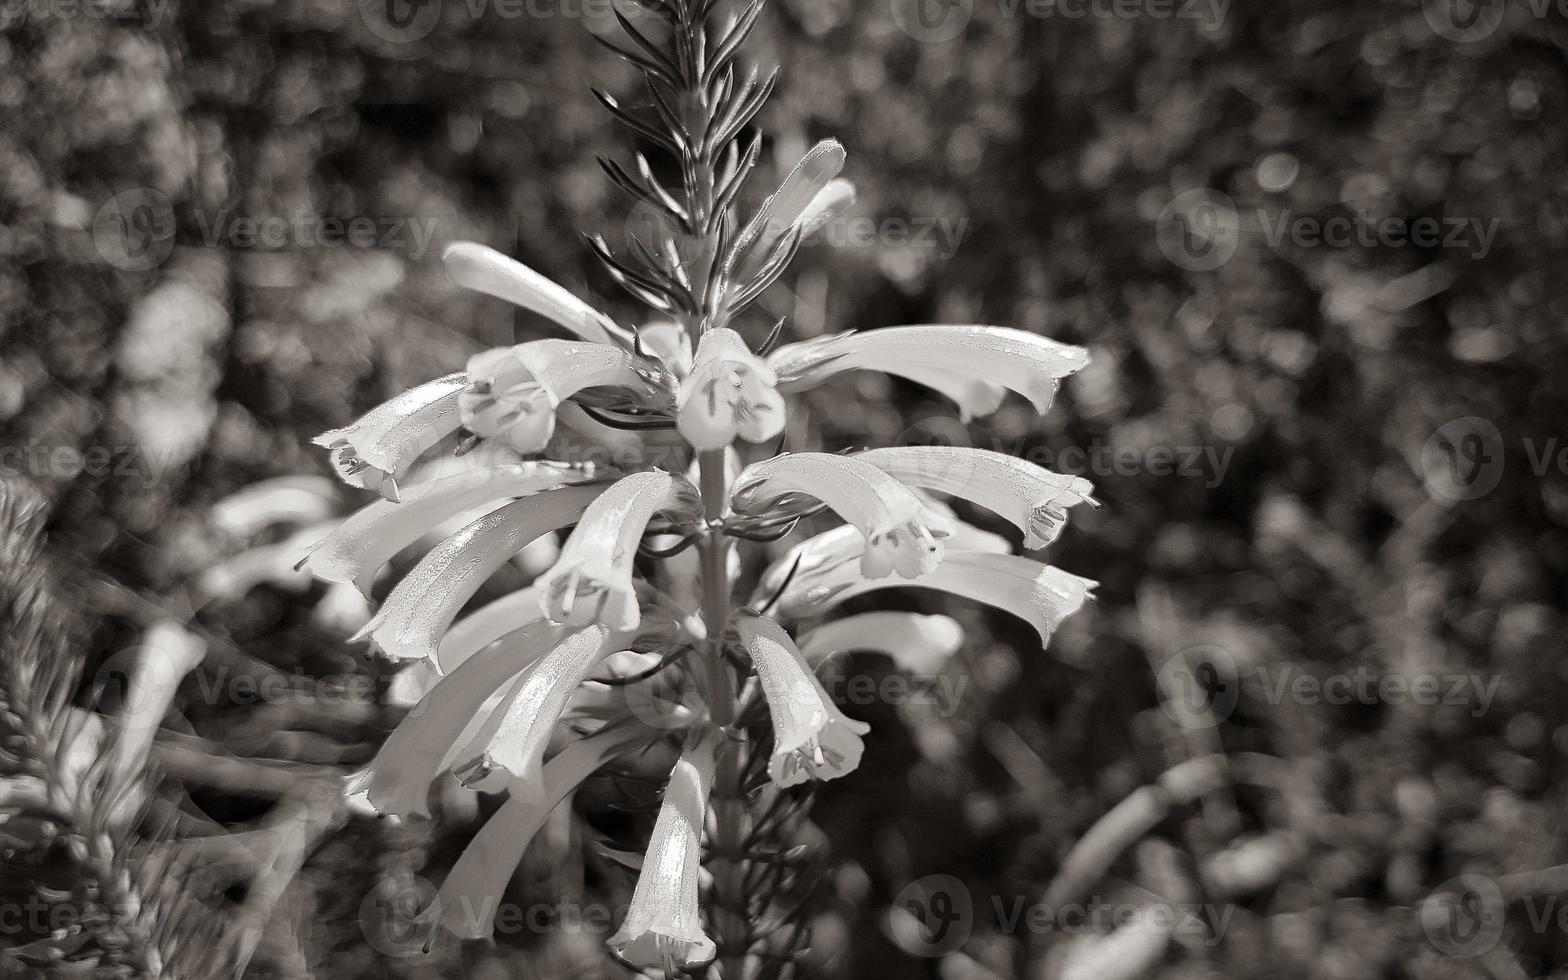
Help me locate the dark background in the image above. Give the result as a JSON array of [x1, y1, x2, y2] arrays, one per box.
[[4, 0, 1568, 977]]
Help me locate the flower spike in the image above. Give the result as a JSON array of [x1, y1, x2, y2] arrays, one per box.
[[443, 242, 633, 347], [461, 340, 668, 453], [855, 447, 1097, 549], [731, 452, 955, 578], [608, 729, 719, 973], [313, 374, 467, 500], [536, 470, 700, 631], [677, 327, 785, 450], [734, 615, 869, 788], [768, 325, 1090, 418]]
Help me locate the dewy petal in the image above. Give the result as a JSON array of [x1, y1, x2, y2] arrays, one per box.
[[346, 621, 567, 817], [536, 471, 699, 631], [856, 447, 1097, 549], [448, 624, 625, 802], [436, 724, 649, 940], [305, 462, 599, 597], [352, 485, 604, 663], [732, 452, 954, 578], [729, 140, 846, 284], [735, 616, 869, 788], [677, 327, 784, 450], [608, 730, 718, 973], [462, 340, 666, 453], [313, 375, 467, 500], [771, 552, 1096, 648], [638, 320, 693, 378], [438, 586, 544, 674], [768, 326, 1089, 417], [443, 242, 632, 347], [798, 612, 965, 675]]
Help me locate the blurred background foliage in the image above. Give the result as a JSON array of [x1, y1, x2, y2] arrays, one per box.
[[3, 0, 1568, 977]]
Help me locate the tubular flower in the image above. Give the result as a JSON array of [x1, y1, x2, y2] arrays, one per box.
[[734, 615, 869, 787], [314, 374, 467, 500], [448, 623, 626, 800], [855, 447, 1097, 549], [436, 723, 652, 939], [768, 325, 1090, 419], [769, 550, 1097, 648], [536, 470, 699, 631], [305, 461, 598, 597], [352, 485, 605, 663], [443, 242, 633, 347], [460, 340, 666, 453], [728, 140, 846, 283], [732, 452, 955, 578], [608, 730, 719, 973], [676, 327, 785, 450]]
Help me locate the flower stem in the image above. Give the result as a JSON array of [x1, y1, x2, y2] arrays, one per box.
[[697, 448, 749, 978]]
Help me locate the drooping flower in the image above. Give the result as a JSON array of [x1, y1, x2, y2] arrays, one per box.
[[347, 620, 568, 817], [798, 612, 965, 675], [314, 374, 467, 500], [768, 326, 1089, 419], [443, 242, 633, 347], [447, 623, 627, 800], [608, 729, 718, 973], [734, 615, 869, 787], [352, 484, 606, 663], [855, 447, 1097, 549], [676, 327, 785, 450], [767, 550, 1096, 647], [536, 470, 699, 631], [439, 585, 544, 674], [306, 461, 598, 597], [460, 340, 666, 453], [435, 722, 652, 939], [731, 452, 955, 578]]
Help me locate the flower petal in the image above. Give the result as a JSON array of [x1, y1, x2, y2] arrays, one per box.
[[352, 485, 604, 663], [346, 621, 567, 817], [856, 447, 1096, 549], [735, 616, 869, 788], [449, 624, 623, 801], [313, 375, 467, 499], [439, 585, 544, 674], [210, 476, 338, 537], [677, 327, 784, 450], [770, 551, 1095, 648], [537, 471, 699, 631], [769, 326, 1088, 416], [443, 242, 632, 347], [608, 730, 718, 972], [306, 463, 599, 598], [798, 178, 856, 239], [435, 723, 648, 939], [798, 612, 965, 675], [732, 452, 954, 578]]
